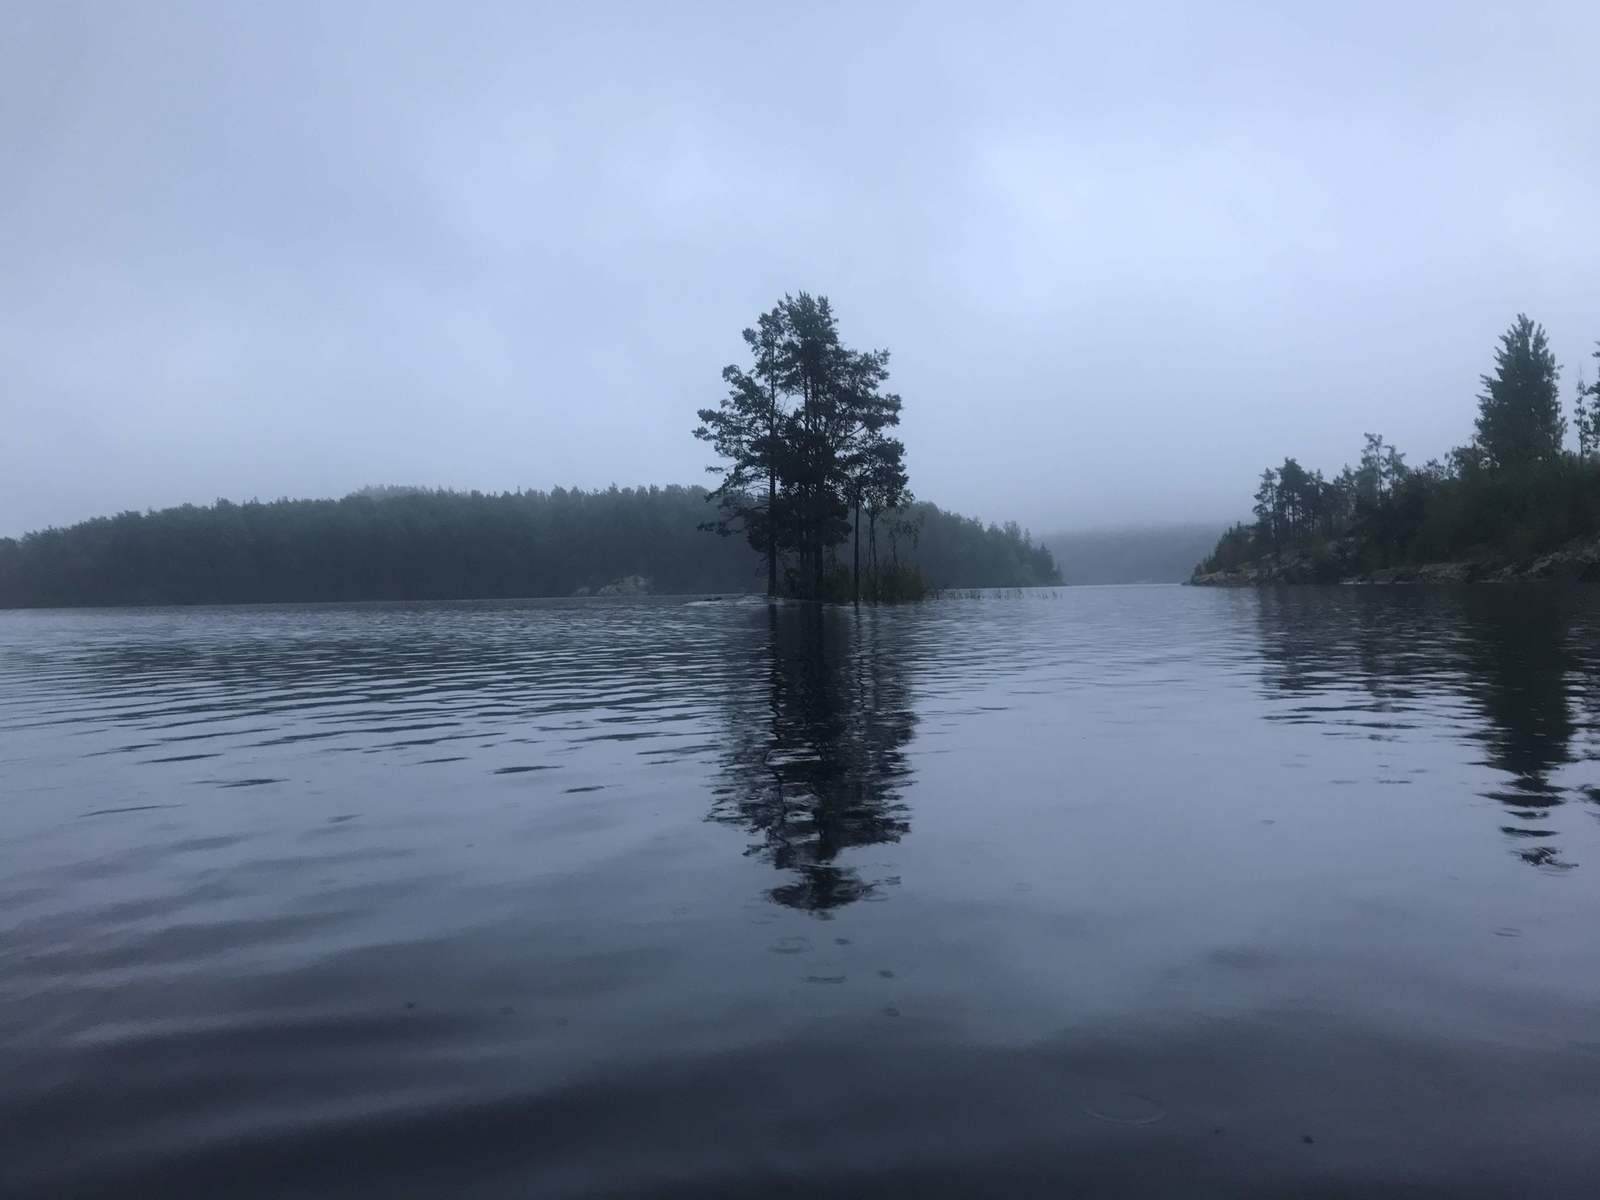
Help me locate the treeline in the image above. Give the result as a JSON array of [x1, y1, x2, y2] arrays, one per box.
[[897, 507, 1060, 589], [1200, 315, 1600, 576], [0, 484, 1060, 608]]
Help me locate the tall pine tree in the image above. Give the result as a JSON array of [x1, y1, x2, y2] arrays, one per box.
[[1475, 314, 1564, 470]]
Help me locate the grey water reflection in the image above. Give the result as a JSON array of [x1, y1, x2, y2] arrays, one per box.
[[6, 591, 1600, 1198], [1253, 586, 1598, 870], [709, 604, 913, 913], [1457, 588, 1580, 867]]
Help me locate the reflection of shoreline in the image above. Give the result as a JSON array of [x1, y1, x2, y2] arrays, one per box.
[[1456, 589, 1578, 869], [709, 605, 915, 913], [1253, 588, 1585, 870]]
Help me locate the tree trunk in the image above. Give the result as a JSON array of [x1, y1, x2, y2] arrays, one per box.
[[869, 511, 878, 596], [852, 493, 860, 605], [797, 503, 809, 600], [766, 467, 777, 597], [765, 375, 780, 598]]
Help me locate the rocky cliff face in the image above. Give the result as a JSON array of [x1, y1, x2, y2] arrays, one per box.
[[1190, 535, 1600, 587]]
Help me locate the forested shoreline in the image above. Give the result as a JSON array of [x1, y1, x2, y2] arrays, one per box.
[[0, 484, 1059, 608], [1194, 315, 1600, 585], [1, 290, 1067, 609]]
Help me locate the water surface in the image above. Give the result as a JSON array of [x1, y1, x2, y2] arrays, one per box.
[[3, 587, 1599, 1197]]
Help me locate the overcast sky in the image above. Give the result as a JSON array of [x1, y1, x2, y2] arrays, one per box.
[[3, 1, 1598, 538]]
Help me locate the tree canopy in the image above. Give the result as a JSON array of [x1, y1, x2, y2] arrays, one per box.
[[696, 293, 909, 600]]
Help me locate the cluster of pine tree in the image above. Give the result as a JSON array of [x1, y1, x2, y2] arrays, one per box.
[[695, 293, 916, 601], [1200, 315, 1600, 575]]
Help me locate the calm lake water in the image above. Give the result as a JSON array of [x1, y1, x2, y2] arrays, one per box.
[[3, 587, 1600, 1197]]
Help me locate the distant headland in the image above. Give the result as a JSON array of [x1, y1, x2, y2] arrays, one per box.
[[1192, 314, 1600, 587]]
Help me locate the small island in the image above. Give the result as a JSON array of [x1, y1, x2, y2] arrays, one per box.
[[0, 291, 1061, 610], [1192, 314, 1600, 586]]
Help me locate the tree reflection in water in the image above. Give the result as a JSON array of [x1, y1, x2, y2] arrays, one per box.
[[710, 603, 915, 914], [1455, 588, 1579, 868], [1254, 586, 1590, 870]]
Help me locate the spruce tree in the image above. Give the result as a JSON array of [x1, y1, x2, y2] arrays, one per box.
[[1475, 314, 1564, 469]]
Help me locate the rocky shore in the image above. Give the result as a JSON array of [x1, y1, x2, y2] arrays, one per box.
[[572, 574, 653, 597], [1190, 534, 1600, 587]]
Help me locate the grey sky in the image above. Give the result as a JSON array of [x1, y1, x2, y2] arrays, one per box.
[[3, 1, 1597, 539]]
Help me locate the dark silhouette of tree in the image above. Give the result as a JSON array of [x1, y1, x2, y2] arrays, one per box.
[[1358, 432, 1407, 504], [1475, 313, 1564, 471], [838, 353, 905, 603], [856, 435, 910, 597], [783, 293, 853, 597], [1358, 433, 1382, 505], [1575, 351, 1600, 462], [1253, 468, 1280, 553], [694, 292, 911, 602], [695, 305, 789, 596]]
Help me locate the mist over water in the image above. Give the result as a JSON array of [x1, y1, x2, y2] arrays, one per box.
[[4, 588, 1600, 1196]]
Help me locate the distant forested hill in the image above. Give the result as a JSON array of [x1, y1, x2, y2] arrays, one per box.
[[0, 485, 1059, 607], [1043, 524, 1222, 585]]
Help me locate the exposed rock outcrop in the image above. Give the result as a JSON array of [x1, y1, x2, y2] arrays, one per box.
[[1189, 539, 1360, 586], [595, 574, 652, 596]]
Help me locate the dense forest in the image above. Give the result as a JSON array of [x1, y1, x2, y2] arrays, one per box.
[[1197, 316, 1600, 582], [0, 484, 1059, 608]]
